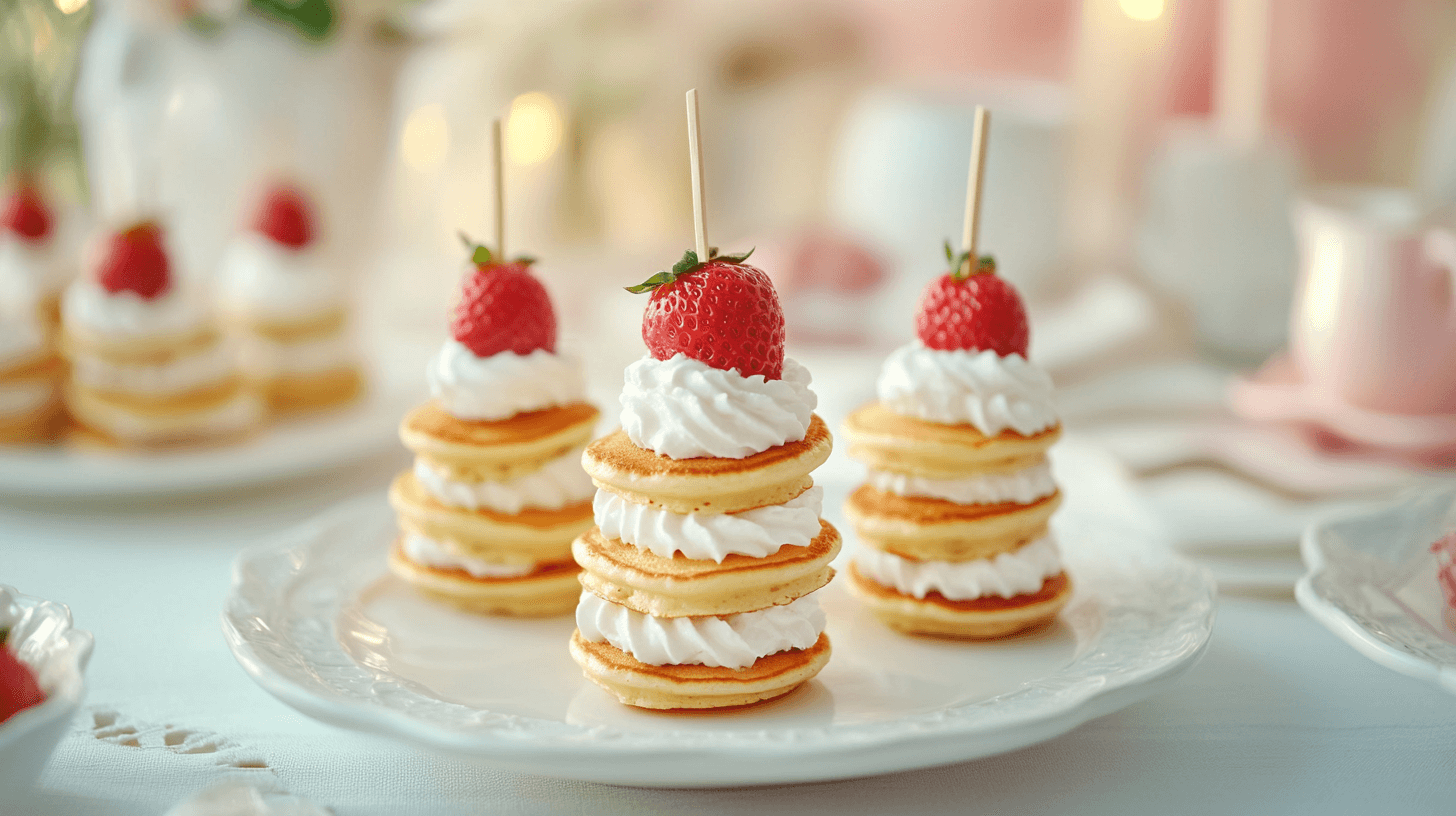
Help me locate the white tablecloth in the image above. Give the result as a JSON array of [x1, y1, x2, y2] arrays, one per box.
[[6, 444, 1456, 816]]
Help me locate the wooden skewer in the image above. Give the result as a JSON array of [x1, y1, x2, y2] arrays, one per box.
[[961, 106, 991, 274], [686, 88, 709, 262], [492, 118, 505, 260]]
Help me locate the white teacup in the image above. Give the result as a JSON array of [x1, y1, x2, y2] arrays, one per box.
[[1291, 186, 1456, 414]]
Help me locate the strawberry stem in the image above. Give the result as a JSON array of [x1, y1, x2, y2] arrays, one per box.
[[943, 240, 996, 280]]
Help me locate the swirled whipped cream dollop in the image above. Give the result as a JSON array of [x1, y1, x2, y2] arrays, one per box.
[[401, 533, 536, 578], [427, 340, 585, 421], [576, 592, 824, 669], [414, 448, 595, 513], [216, 234, 345, 321], [868, 461, 1056, 506], [855, 535, 1061, 600], [619, 353, 816, 459], [62, 280, 210, 340], [595, 486, 823, 562], [877, 342, 1056, 436], [0, 234, 69, 306]]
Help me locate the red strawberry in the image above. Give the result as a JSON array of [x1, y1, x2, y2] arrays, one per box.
[[2, 185, 51, 242], [0, 643, 45, 723], [450, 237, 554, 357], [254, 184, 314, 249], [630, 248, 785, 380], [97, 222, 171, 299], [915, 248, 1028, 356]]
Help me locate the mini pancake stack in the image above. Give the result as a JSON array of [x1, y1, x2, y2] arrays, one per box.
[[61, 223, 261, 448], [388, 239, 597, 616], [0, 184, 69, 442], [569, 249, 837, 711], [217, 184, 363, 414], [842, 253, 1070, 639], [0, 313, 65, 443], [389, 400, 598, 615], [843, 404, 1067, 637]]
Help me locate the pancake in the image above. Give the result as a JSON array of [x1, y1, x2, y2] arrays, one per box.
[[224, 306, 349, 343], [0, 395, 65, 443], [389, 543, 581, 616], [400, 401, 598, 472], [389, 471, 591, 559], [570, 630, 830, 710], [583, 414, 832, 515], [573, 521, 840, 617], [843, 402, 1059, 479], [847, 564, 1071, 638], [845, 486, 1061, 561], [61, 325, 219, 364], [255, 367, 364, 414], [64, 379, 261, 447]]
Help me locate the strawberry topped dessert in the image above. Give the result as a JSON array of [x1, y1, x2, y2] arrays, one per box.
[[569, 248, 837, 710], [388, 237, 598, 616], [216, 182, 363, 413], [0, 184, 70, 443], [0, 626, 45, 724], [59, 220, 262, 447], [841, 244, 1069, 639]]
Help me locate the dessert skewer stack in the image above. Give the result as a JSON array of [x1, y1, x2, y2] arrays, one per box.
[[390, 120, 599, 616], [0, 184, 69, 442], [570, 91, 838, 710], [216, 182, 364, 414], [842, 108, 1072, 638], [60, 220, 263, 447]]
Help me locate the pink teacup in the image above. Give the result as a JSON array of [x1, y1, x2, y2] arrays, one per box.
[[1290, 186, 1456, 415]]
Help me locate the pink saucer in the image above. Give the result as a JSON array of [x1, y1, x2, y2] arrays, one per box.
[[1229, 354, 1456, 465]]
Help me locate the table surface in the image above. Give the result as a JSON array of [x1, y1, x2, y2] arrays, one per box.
[[5, 438, 1456, 816]]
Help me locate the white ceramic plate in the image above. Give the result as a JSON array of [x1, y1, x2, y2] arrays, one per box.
[[223, 494, 1217, 787], [0, 585, 93, 792], [1297, 487, 1456, 693], [0, 366, 419, 498]]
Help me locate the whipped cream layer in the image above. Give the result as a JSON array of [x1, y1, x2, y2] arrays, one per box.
[[595, 486, 823, 562], [877, 342, 1056, 436], [216, 234, 345, 320], [855, 535, 1062, 601], [414, 448, 595, 514], [0, 380, 56, 415], [0, 312, 47, 369], [401, 533, 536, 578], [427, 341, 585, 421], [69, 342, 234, 396], [0, 234, 69, 306], [576, 592, 824, 669], [868, 461, 1056, 506], [619, 353, 817, 459], [239, 331, 356, 376], [62, 280, 210, 340]]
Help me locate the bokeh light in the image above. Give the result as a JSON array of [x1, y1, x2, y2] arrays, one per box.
[[400, 104, 450, 171], [1118, 0, 1165, 22], [505, 92, 563, 166]]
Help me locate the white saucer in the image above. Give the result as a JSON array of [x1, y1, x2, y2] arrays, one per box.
[[223, 493, 1216, 788], [1298, 487, 1456, 694], [0, 368, 419, 498], [0, 585, 93, 793]]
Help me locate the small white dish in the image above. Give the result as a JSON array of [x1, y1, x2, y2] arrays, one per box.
[[0, 585, 94, 792], [0, 367, 418, 498], [1297, 487, 1456, 693], [223, 494, 1216, 788]]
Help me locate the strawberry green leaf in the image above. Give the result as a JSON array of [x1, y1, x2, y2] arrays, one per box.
[[625, 271, 677, 294], [514, 255, 537, 267], [718, 247, 755, 264], [944, 240, 955, 265], [458, 231, 494, 266], [943, 240, 997, 280], [670, 250, 700, 275]]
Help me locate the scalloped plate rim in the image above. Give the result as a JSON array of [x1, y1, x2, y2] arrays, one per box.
[[222, 495, 1217, 786]]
